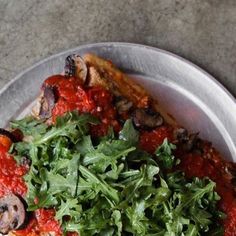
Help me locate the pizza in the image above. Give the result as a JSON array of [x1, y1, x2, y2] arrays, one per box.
[[0, 54, 235, 235]]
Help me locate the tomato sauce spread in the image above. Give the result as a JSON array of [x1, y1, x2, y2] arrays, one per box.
[[44, 75, 120, 136], [139, 125, 174, 153], [178, 152, 236, 235], [14, 209, 62, 236], [140, 129, 236, 235], [1, 73, 235, 235], [0, 144, 27, 198]]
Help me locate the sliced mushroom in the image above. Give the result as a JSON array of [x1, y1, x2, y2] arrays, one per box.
[[38, 86, 57, 119], [132, 108, 163, 129], [64, 54, 87, 83], [182, 133, 199, 152], [115, 97, 133, 114], [174, 128, 200, 152], [173, 128, 188, 142], [0, 129, 17, 143], [0, 194, 26, 234], [10, 129, 23, 142]]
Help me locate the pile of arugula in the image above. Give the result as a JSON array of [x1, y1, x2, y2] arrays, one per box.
[[11, 112, 224, 235]]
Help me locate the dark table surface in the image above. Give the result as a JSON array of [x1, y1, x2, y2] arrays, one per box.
[[0, 0, 235, 97]]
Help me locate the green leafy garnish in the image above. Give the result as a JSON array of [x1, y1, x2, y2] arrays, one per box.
[[12, 114, 224, 235], [119, 119, 139, 146], [155, 138, 177, 169]]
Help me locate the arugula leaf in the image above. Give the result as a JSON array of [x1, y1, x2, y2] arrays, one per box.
[[55, 198, 82, 222], [13, 112, 223, 236], [76, 135, 95, 155], [126, 200, 147, 235], [79, 165, 120, 205], [11, 116, 47, 137], [155, 138, 177, 169], [119, 119, 139, 145], [185, 224, 198, 236], [34, 112, 98, 145], [112, 210, 122, 235], [83, 140, 136, 173]]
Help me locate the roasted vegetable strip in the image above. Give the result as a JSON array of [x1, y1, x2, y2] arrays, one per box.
[[84, 53, 177, 125]]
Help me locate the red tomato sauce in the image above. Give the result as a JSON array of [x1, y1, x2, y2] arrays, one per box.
[[0, 143, 61, 236], [44, 75, 120, 137], [0, 135, 12, 150], [88, 86, 121, 136], [139, 125, 174, 153], [178, 152, 236, 236], [138, 126, 236, 235], [14, 209, 62, 236], [44, 75, 95, 121], [0, 144, 27, 198]]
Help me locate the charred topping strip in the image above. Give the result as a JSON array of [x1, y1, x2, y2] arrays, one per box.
[[174, 128, 200, 152], [87, 66, 109, 89], [225, 162, 236, 191], [173, 128, 188, 142], [39, 86, 57, 119], [0, 194, 26, 234], [115, 96, 133, 114], [184, 133, 199, 152], [65, 55, 76, 77], [132, 108, 163, 129], [64, 54, 88, 83], [0, 129, 18, 143]]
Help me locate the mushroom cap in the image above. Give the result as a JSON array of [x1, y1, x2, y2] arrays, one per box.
[[0, 194, 26, 234], [132, 108, 163, 129], [38, 85, 57, 119], [0, 129, 17, 143]]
